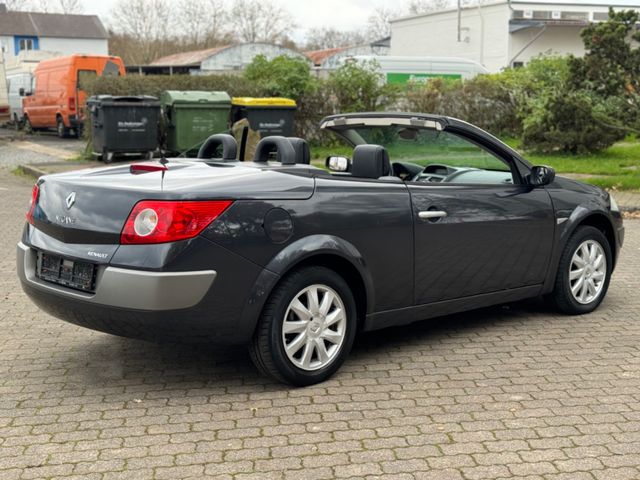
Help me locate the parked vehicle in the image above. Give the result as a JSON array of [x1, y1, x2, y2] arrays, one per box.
[[0, 61, 10, 125], [21, 54, 125, 137], [7, 72, 32, 128], [4, 50, 61, 128], [345, 55, 489, 83], [17, 112, 624, 386]]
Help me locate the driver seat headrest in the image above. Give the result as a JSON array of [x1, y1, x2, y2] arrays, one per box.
[[351, 144, 391, 179]]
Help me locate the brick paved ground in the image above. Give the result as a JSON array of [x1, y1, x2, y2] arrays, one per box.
[[1, 169, 639, 479]]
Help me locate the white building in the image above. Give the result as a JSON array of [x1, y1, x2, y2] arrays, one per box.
[[390, 0, 640, 72], [135, 43, 310, 75], [0, 6, 108, 61]]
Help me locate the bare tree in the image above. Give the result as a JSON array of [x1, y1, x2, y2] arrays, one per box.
[[178, 0, 228, 46], [109, 0, 173, 64], [54, 0, 84, 14], [2, 0, 35, 10], [367, 6, 398, 40], [18, 0, 85, 13], [229, 0, 291, 43], [407, 0, 454, 15], [305, 27, 368, 50]]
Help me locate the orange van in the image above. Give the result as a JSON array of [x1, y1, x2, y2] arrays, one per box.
[[22, 55, 125, 137]]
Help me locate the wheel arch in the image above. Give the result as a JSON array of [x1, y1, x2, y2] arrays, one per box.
[[543, 208, 617, 294], [239, 235, 375, 338], [574, 213, 616, 264]]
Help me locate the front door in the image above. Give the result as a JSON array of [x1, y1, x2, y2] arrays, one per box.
[[406, 130, 555, 305]]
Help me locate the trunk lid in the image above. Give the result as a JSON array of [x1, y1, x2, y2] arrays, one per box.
[[31, 160, 315, 244]]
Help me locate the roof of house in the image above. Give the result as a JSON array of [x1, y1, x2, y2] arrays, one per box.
[[149, 46, 231, 66], [304, 47, 348, 66], [0, 10, 108, 39], [391, 0, 640, 22]]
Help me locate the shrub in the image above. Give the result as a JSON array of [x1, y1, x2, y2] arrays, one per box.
[[327, 60, 399, 113], [521, 89, 625, 154], [244, 54, 318, 99], [403, 75, 519, 137], [84, 73, 265, 98]]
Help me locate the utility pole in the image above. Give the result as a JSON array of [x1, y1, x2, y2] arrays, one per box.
[[457, 0, 462, 42]]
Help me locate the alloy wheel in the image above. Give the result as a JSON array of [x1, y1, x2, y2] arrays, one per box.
[[569, 239, 607, 305], [281, 284, 347, 371]]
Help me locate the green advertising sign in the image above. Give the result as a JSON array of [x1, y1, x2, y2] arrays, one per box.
[[386, 72, 463, 85]]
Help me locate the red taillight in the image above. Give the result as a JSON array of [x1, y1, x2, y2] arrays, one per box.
[[26, 183, 40, 224], [121, 200, 232, 245], [130, 163, 167, 174], [68, 97, 76, 112]]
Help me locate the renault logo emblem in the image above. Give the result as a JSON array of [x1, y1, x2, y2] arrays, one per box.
[[65, 192, 76, 210]]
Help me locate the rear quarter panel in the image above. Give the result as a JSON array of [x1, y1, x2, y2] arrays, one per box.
[[202, 176, 415, 313]]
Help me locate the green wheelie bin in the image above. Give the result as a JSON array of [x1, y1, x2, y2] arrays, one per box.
[[160, 90, 231, 155]]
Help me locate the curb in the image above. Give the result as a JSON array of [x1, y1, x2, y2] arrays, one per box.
[[15, 164, 48, 179]]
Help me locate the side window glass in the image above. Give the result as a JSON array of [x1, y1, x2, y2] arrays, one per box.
[[77, 70, 97, 91], [411, 130, 514, 185]]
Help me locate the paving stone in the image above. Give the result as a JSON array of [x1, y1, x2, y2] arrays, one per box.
[[0, 171, 639, 479]]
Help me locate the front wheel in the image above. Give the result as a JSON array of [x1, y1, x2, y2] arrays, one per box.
[[249, 266, 357, 386], [23, 117, 33, 134], [550, 226, 612, 314]]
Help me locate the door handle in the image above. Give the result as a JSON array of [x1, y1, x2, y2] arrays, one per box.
[[418, 210, 447, 220]]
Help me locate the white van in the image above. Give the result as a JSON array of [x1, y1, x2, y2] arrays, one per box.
[[7, 72, 32, 126], [3, 50, 61, 127], [0, 61, 9, 125], [346, 55, 489, 84]]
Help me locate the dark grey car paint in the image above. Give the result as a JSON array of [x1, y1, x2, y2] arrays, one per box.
[[18, 112, 624, 344]]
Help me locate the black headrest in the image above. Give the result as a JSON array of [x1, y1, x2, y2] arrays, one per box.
[[253, 136, 296, 165], [197, 134, 237, 161], [351, 144, 391, 179], [287, 137, 310, 164]]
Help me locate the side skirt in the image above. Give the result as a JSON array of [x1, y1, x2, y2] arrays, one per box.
[[363, 285, 542, 332]]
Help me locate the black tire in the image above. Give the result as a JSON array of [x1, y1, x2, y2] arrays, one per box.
[[550, 226, 612, 315], [23, 116, 33, 134], [249, 266, 357, 386], [56, 117, 69, 138]]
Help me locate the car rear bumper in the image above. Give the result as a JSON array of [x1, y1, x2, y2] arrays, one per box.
[[17, 242, 216, 311], [17, 241, 261, 344]]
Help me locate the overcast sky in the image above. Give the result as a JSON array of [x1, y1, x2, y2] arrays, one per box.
[[81, 0, 403, 40]]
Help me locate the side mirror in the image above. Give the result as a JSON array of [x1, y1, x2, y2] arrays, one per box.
[[19, 87, 25, 96], [530, 165, 555, 186], [326, 156, 350, 172]]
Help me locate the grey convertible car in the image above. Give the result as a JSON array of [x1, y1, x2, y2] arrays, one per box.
[[18, 113, 624, 386]]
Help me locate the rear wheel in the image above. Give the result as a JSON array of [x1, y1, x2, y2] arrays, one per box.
[[249, 266, 357, 386], [56, 117, 69, 138], [551, 226, 612, 314], [23, 116, 33, 134]]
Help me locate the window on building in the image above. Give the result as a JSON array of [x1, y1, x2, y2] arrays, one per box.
[[19, 38, 34, 51], [593, 11, 610, 21], [561, 11, 589, 21]]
